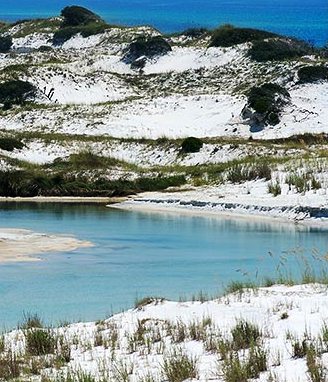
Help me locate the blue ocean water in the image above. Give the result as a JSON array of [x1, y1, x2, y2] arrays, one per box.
[[0, 0, 327, 46], [0, 203, 328, 329]]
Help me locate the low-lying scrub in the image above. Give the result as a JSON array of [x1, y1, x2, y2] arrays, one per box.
[[123, 36, 172, 63], [249, 38, 312, 61], [162, 350, 198, 382], [209, 24, 277, 47], [180, 136, 203, 153], [0, 170, 186, 197], [0, 136, 24, 151], [243, 82, 290, 125], [298, 65, 328, 83]]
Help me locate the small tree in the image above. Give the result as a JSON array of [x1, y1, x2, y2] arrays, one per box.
[[0, 35, 13, 53]]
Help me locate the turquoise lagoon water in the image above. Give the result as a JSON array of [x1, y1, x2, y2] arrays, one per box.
[[0, 0, 327, 46], [0, 202, 328, 329]]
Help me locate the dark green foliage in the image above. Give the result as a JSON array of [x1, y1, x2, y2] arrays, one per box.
[[249, 38, 312, 61], [124, 36, 172, 62], [0, 137, 24, 151], [53, 6, 107, 44], [53, 22, 107, 44], [26, 329, 56, 356], [298, 65, 328, 83], [0, 170, 186, 197], [181, 137, 203, 153], [209, 24, 277, 47], [246, 83, 290, 125], [61, 6, 102, 27], [0, 35, 13, 53], [0, 80, 37, 105], [181, 27, 208, 38]]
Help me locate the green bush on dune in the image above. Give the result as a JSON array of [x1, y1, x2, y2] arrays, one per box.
[[61, 5, 103, 27], [209, 24, 277, 47], [297, 65, 328, 83], [0, 80, 37, 106], [0, 35, 13, 53], [53, 6, 109, 45], [249, 38, 312, 61]]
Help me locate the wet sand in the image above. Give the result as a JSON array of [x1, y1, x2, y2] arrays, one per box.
[[0, 228, 93, 263]]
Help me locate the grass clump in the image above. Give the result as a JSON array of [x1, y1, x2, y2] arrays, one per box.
[[268, 181, 281, 196], [298, 65, 328, 83], [181, 137, 203, 153], [162, 350, 198, 382], [0, 352, 21, 380], [226, 162, 272, 183], [25, 329, 56, 356], [134, 296, 164, 309], [306, 345, 326, 382], [221, 345, 267, 382], [231, 320, 261, 350], [249, 38, 312, 62], [19, 312, 43, 329], [209, 24, 277, 47]]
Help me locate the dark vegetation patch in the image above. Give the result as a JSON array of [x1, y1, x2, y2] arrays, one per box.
[[0, 80, 37, 108], [181, 137, 203, 153], [0, 170, 186, 197], [180, 27, 209, 38], [61, 6, 103, 27], [53, 6, 108, 45], [0, 137, 24, 151], [249, 38, 313, 62], [0, 35, 13, 53], [209, 24, 277, 47], [243, 83, 290, 126], [123, 36, 172, 64], [298, 65, 328, 83]]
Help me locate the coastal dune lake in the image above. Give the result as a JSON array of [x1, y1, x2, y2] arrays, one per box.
[[0, 202, 328, 328]]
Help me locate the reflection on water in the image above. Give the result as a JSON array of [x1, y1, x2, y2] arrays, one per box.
[[0, 202, 327, 329]]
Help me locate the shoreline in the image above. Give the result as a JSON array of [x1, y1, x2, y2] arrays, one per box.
[[109, 199, 328, 228]]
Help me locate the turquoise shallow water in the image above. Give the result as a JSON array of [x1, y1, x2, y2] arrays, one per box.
[[0, 202, 328, 329], [0, 0, 327, 46]]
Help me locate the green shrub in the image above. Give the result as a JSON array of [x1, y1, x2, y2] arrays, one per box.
[[209, 24, 277, 47], [61, 6, 103, 27], [181, 137, 203, 153], [53, 22, 108, 44], [249, 38, 312, 62], [25, 329, 56, 356], [124, 36, 172, 62], [0, 137, 24, 151], [0, 35, 13, 53], [181, 27, 208, 38], [298, 65, 328, 83], [245, 83, 290, 125], [0, 80, 37, 105]]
